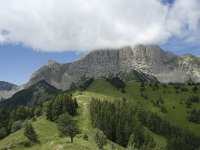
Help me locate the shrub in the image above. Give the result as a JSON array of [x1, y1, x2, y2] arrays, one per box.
[[0, 127, 7, 139], [11, 120, 23, 133], [24, 122, 37, 142], [83, 133, 88, 141], [18, 139, 33, 147], [160, 106, 167, 113], [34, 106, 43, 117], [94, 129, 107, 149]]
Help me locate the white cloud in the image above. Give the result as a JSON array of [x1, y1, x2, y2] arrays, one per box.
[[0, 0, 199, 52]]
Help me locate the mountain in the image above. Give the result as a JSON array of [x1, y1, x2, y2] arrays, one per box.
[[0, 80, 60, 111], [1, 44, 200, 99], [0, 81, 16, 91], [27, 44, 200, 90], [0, 81, 22, 100]]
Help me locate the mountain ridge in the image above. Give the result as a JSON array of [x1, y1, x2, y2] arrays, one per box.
[[0, 80, 60, 111], [1, 44, 200, 99], [27, 44, 200, 89]]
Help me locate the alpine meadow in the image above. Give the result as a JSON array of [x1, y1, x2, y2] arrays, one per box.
[[1, 0, 200, 150]]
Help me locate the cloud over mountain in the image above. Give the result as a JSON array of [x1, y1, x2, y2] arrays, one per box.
[[0, 0, 199, 52]]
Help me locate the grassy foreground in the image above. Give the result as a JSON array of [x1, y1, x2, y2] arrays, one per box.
[[1, 79, 200, 149]]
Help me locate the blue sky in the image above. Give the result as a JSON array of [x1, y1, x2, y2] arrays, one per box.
[[0, 0, 200, 84], [0, 44, 81, 85]]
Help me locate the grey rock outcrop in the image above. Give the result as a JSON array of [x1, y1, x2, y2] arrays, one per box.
[[27, 44, 200, 90]]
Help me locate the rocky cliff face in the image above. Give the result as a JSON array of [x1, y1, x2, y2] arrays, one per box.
[[27, 44, 200, 90]]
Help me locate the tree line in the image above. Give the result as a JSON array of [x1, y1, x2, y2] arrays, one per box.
[[46, 93, 78, 121], [106, 77, 125, 92], [90, 98, 155, 149], [0, 92, 78, 141], [89, 98, 200, 150]]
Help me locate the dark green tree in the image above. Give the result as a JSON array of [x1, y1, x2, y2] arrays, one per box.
[[24, 122, 37, 142], [57, 113, 80, 143], [94, 129, 107, 149], [11, 120, 22, 133], [0, 127, 7, 139], [0, 108, 8, 129], [46, 100, 53, 121], [34, 106, 43, 117], [74, 98, 78, 108], [192, 85, 198, 93]]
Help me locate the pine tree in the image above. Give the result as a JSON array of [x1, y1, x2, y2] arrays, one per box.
[[192, 85, 198, 93], [46, 100, 53, 121], [15, 105, 28, 121], [24, 122, 37, 142], [0, 108, 8, 129], [34, 106, 43, 117], [57, 113, 80, 143]]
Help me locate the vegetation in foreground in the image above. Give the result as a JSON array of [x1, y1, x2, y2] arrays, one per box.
[[0, 78, 200, 149]]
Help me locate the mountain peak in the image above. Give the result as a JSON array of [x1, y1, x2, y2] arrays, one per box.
[[47, 60, 60, 67], [26, 45, 200, 90]]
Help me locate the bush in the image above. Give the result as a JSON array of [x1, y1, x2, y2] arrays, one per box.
[[192, 85, 198, 93], [83, 133, 88, 141], [160, 106, 167, 113], [11, 120, 23, 133], [74, 98, 78, 108], [31, 117, 37, 122], [0, 127, 7, 139], [34, 106, 43, 117], [18, 139, 33, 147], [187, 109, 200, 124], [94, 129, 107, 149], [24, 122, 37, 142]]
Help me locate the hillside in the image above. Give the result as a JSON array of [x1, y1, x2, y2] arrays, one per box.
[[0, 79, 200, 149], [0, 80, 60, 111], [0, 79, 125, 150]]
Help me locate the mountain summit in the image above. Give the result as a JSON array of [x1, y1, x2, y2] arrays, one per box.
[[1, 44, 200, 99], [28, 44, 200, 90]]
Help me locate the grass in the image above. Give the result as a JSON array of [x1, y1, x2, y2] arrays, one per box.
[[88, 79, 200, 137], [0, 81, 125, 150], [1, 79, 200, 149], [83, 79, 200, 148]]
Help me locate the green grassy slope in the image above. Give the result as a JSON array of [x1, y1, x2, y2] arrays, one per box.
[[1, 79, 200, 150], [88, 79, 200, 137], [0, 80, 125, 150], [87, 79, 200, 149], [0, 115, 124, 150]]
